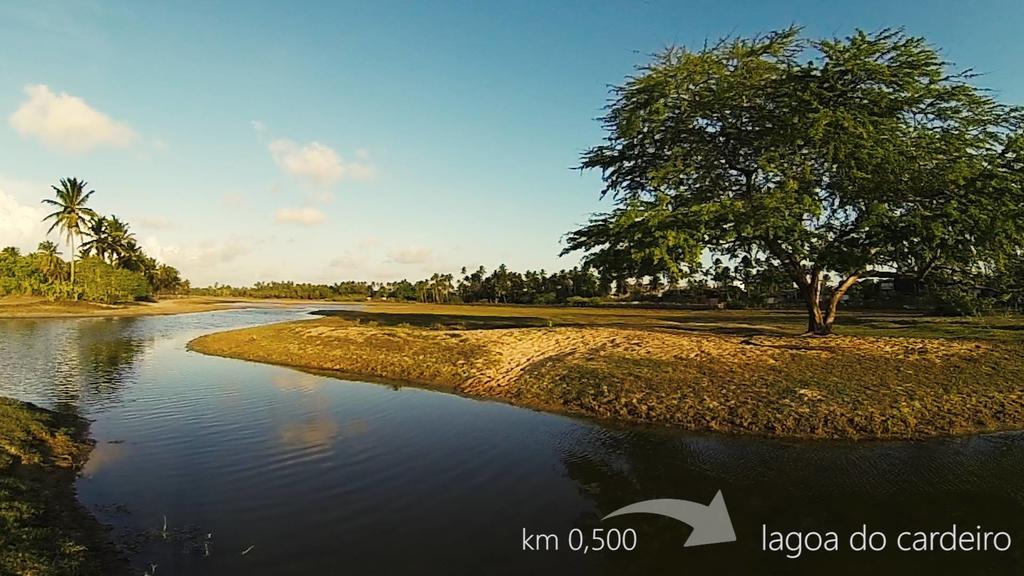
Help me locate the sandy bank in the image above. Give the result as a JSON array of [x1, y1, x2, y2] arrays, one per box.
[[188, 316, 1024, 439], [0, 296, 332, 319]]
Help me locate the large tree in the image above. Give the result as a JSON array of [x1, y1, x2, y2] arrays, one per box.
[[42, 178, 98, 291], [569, 27, 1024, 334]]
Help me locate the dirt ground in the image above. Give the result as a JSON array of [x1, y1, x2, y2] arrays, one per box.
[[0, 296, 328, 319]]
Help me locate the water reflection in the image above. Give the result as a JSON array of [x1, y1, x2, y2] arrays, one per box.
[[0, 318, 143, 413], [271, 371, 323, 394], [3, 309, 1024, 575], [82, 441, 129, 477], [559, 426, 1024, 574]]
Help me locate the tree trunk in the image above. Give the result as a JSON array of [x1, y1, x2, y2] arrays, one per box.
[[822, 272, 862, 331], [800, 283, 830, 335], [805, 297, 827, 334], [69, 235, 76, 298], [801, 272, 862, 336], [766, 239, 861, 336]]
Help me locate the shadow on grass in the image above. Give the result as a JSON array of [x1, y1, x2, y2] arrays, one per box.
[[312, 309, 550, 329], [313, 307, 1024, 340], [313, 308, 802, 336]]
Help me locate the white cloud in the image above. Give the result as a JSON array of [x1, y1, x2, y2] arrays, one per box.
[[142, 236, 254, 267], [0, 189, 50, 251], [137, 216, 176, 230], [223, 192, 245, 208], [9, 84, 136, 152], [328, 237, 381, 269], [310, 190, 334, 203], [329, 251, 368, 269], [267, 138, 374, 188], [386, 246, 433, 265], [141, 236, 257, 284], [268, 139, 344, 186], [275, 207, 326, 225]]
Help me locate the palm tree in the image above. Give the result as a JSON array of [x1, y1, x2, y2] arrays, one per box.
[[80, 216, 114, 262], [35, 240, 64, 282], [106, 215, 136, 265], [41, 178, 98, 291], [117, 237, 153, 278]]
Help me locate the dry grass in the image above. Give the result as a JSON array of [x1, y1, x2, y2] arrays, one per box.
[[189, 305, 1024, 439]]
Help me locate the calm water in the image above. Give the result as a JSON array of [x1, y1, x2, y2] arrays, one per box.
[[1, 308, 1024, 575]]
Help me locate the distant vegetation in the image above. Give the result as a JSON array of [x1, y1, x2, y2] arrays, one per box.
[[0, 178, 187, 304], [188, 258, 1023, 316], [189, 266, 605, 305], [190, 280, 371, 301]]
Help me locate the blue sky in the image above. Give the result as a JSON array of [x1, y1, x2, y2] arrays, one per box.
[[2, 0, 1023, 285]]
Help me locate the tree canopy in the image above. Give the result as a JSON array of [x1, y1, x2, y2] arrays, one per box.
[[2, 179, 188, 303], [41, 177, 97, 289], [566, 27, 1024, 333]]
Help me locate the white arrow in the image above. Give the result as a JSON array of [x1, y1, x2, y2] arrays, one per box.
[[602, 490, 736, 547]]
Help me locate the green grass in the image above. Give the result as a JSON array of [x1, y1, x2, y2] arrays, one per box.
[[0, 398, 122, 576]]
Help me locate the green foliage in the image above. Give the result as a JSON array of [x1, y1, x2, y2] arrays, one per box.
[[566, 296, 604, 306], [151, 264, 187, 294], [931, 285, 992, 316], [190, 280, 370, 300], [568, 27, 1024, 331], [189, 266, 608, 305], [41, 178, 98, 289], [0, 248, 49, 297], [73, 257, 151, 303], [445, 265, 604, 304], [0, 247, 173, 303], [1, 178, 189, 303]]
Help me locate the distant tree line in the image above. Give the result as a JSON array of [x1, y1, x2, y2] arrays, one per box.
[[0, 178, 187, 303], [187, 266, 604, 304], [185, 255, 1023, 314], [190, 281, 370, 301], [371, 266, 605, 304]]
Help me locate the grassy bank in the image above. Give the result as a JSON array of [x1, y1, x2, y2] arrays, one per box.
[[0, 398, 122, 575], [188, 305, 1024, 439]]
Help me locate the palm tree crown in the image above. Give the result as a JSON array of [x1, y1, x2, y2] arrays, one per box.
[[41, 178, 98, 289], [35, 240, 64, 282], [80, 216, 113, 261]]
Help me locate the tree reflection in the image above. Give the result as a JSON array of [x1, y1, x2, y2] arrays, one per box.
[[1, 318, 143, 414], [558, 426, 1024, 574], [558, 427, 733, 574]]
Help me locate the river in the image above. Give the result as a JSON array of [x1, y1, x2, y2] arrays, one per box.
[[1, 307, 1022, 574]]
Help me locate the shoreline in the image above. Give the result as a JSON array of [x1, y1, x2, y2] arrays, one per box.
[[187, 311, 1024, 440], [0, 296, 349, 319], [0, 397, 127, 575]]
